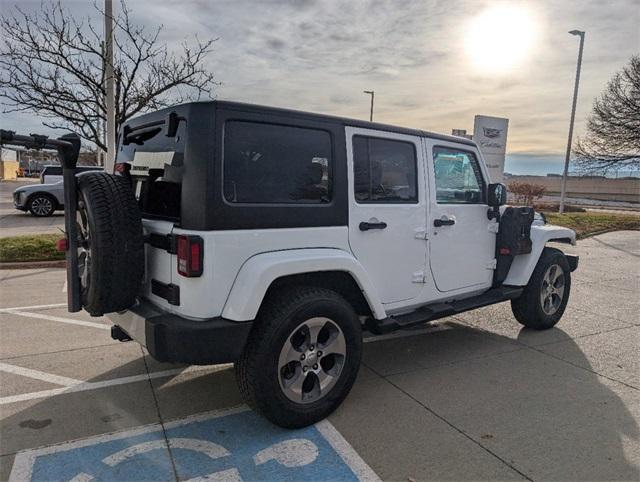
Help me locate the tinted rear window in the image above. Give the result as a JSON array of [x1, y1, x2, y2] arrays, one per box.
[[223, 121, 332, 204], [118, 119, 186, 222]]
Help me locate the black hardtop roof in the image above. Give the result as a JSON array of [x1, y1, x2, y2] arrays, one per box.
[[126, 100, 477, 147]]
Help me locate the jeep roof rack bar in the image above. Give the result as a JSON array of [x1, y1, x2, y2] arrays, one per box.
[[1, 129, 82, 313]]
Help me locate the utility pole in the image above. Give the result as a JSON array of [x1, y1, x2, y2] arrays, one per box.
[[104, 0, 116, 173], [559, 30, 585, 214], [363, 90, 374, 122]]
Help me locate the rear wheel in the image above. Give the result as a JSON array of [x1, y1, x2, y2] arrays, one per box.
[[76, 172, 144, 316], [511, 247, 571, 330], [235, 287, 362, 428], [28, 194, 56, 217]]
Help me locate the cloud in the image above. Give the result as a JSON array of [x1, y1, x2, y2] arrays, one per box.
[[1, 0, 638, 161]]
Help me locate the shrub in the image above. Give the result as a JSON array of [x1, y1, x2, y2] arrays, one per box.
[[507, 181, 546, 206]]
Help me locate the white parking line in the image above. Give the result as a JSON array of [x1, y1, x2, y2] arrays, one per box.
[[0, 302, 67, 312], [0, 364, 231, 405], [3, 310, 110, 330], [0, 362, 83, 387]]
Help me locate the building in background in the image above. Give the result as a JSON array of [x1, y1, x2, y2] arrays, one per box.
[[453, 115, 509, 183], [0, 147, 20, 180]]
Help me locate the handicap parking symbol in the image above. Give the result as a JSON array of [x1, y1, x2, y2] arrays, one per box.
[[10, 406, 379, 481]]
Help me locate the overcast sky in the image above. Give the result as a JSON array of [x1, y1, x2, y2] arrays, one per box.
[[1, 0, 638, 173]]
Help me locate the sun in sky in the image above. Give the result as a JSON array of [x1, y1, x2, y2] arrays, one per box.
[[465, 5, 538, 73]]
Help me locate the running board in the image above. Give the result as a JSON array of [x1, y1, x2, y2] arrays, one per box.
[[366, 286, 523, 334]]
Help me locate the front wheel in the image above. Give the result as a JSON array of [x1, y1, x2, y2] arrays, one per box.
[[235, 287, 362, 428], [28, 194, 56, 217], [511, 247, 571, 330]]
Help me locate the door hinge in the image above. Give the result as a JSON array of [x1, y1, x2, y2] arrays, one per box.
[[412, 271, 427, 283], [145, 233, 177, 254], [414, 228, 428, 240], [485, 259, 497, 270], [487, 222, 499, 234]]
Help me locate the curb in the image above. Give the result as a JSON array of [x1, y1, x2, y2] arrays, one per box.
[[0, 260, 66, 270], [577, 227, 640, 240]]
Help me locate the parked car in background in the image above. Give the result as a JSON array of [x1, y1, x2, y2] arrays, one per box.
[[40, 165, 102, 184], [14, 167, 102, 216], [13, 181, 64, 217]]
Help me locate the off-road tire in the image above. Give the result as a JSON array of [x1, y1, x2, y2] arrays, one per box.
[[235, 286, 362, 428], [77, 172, 144, 316], [28, 193, 56, 217], [511, 247, 571, 330]]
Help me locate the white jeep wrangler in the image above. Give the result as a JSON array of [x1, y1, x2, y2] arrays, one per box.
[[56, 102, 580, 428]]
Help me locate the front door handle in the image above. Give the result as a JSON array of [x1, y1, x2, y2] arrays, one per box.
[[433, 218, 455, 227], [359, 221, 387, 231]]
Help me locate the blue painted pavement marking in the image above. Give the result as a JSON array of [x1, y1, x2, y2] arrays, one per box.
[[10, 406, 379, 481]]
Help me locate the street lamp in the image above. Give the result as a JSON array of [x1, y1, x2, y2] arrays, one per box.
[[363, 90, 374, 122], [559, 30, 585, 214], [104, 0, 116, 173]]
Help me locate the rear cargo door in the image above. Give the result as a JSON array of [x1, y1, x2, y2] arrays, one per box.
[[117, 116, 186, 310]]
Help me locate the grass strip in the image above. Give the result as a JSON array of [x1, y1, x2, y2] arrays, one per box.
[[544, 212, 640, 239], [0, 234, 65, 263]]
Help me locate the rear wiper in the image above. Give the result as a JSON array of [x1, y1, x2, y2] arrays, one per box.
[[123, 126, 162, 145], [122, 111, 185, 146]]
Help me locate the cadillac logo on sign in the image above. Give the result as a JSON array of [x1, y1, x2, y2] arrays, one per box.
[[483, 127, 502, 139]]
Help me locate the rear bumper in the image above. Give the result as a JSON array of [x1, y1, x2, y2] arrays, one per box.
[[106, 299, 252, 365]]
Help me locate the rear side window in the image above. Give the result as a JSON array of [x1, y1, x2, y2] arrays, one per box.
[[433, 147, 485, 204], [223, 121, 332, 204], [352, 136, 418, 203]]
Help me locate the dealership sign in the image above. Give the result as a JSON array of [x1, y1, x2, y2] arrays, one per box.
[[473, 115, 509, 182]]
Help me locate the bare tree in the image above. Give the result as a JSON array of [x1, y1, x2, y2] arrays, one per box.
[[0, 1, 217, 151], [507, 181, 546, 206], [574, 56, 640, 173]]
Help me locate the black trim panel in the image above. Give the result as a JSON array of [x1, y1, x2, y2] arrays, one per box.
[[366, 286, 523, 334], [144, 315, 252, 365], [113, 300, 252, 365], [566, 254, 579, 272], [151, 279, 180, 305]]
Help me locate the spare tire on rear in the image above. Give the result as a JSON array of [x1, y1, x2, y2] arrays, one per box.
[[76, 172, 144, 316]]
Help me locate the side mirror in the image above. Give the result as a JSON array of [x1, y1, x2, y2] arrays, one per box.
[[488, 182, 507, 207]]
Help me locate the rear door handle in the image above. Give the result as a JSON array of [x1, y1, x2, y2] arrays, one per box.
[[359, 221, 387, 231], [433, 218, 455, 227]]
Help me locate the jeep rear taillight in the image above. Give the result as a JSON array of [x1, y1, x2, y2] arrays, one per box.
[[176, 235, 203, 277]]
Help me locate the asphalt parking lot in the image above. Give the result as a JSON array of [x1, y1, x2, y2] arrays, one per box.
[[0, 231, 638, 481], [0, 181, 65, 238]]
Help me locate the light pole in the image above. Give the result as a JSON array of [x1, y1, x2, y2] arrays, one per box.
[[559, 30, 585, 214], [104, 0, 116, 173], [363, 90, 374, 122]]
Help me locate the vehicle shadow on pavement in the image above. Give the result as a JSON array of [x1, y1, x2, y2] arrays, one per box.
[[513, 329, 639, 480], [2, 324, 638, 480]]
